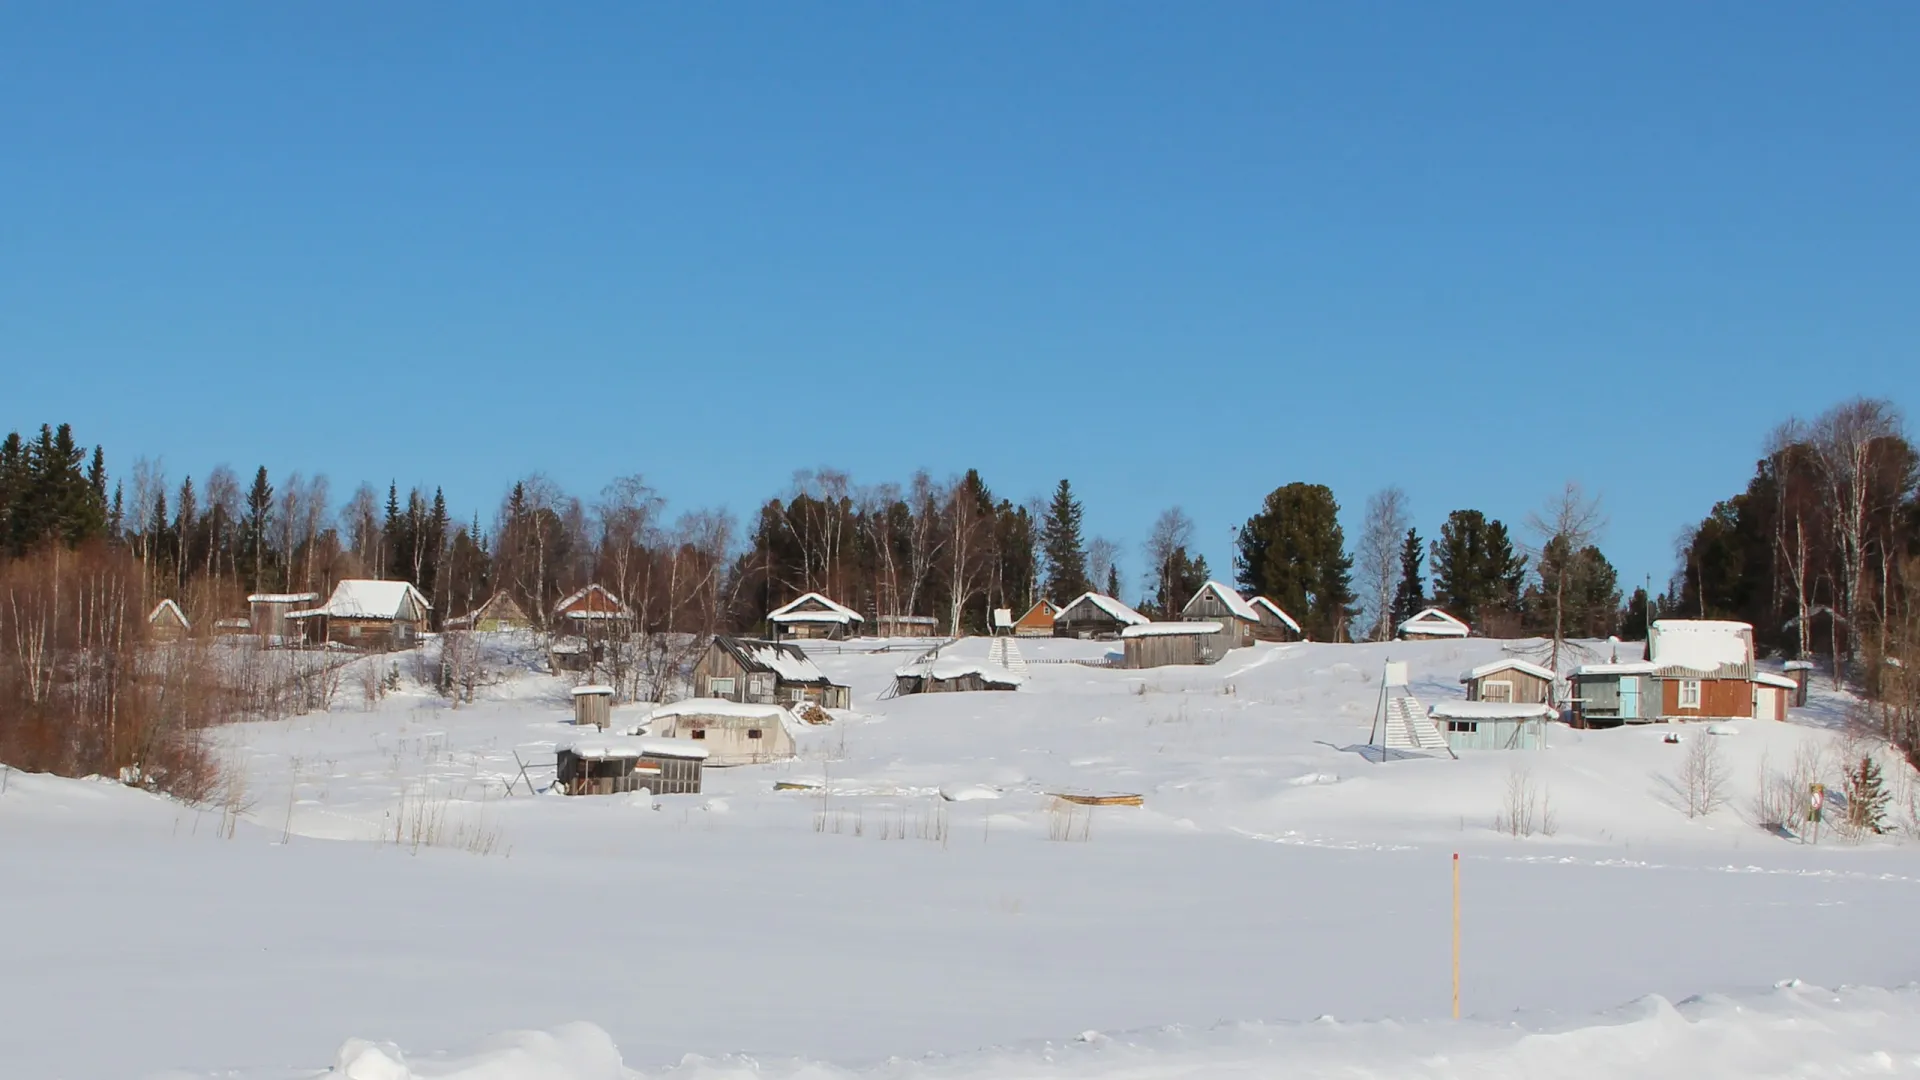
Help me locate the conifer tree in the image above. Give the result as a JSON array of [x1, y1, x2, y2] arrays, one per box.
[[1041, 479, 1089, 599], [1234, 482, 1356, 640], [1390, 528, 1426, 626], [1845, 754, 1889, 834], [241, 466, 275, 592], [1105, 564, 1120, 599], [1430, 509, 1526, 627]]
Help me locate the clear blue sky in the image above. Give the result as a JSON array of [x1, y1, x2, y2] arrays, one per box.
[[5, 3, 1916, 600]]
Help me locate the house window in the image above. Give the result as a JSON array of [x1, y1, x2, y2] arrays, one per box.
[[1679, 679, 1702, 709], [790, 688, 807, 703], [1480, 680, 1514, 703], [690, 729, 706, 740], [747, 729, 763, 740], [708, 677, 736, 696], [1447, 720, 1479, 733]]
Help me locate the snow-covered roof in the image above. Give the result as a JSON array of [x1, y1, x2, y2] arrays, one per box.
[[213, 617, 252, 629], [1183, 581, 1262, 623], [1463, 658, 1556, 683], [288, 580, 431, 620], [893, 656, 1025, 684], [646, 698, 793, 721], [767, 592, 863, 624], [1120, 621, 1224, 639], [570, 684, 614, 697], [1249, 596, 1302, 633], [1057, 592, 1149, 626], [1574, 662, 1658, 676], [553, 585, 632, 620], [247, 592, 318, 604], [1782, 660, 1816, 671], [147, 599, 190, 630], [1399, 607, 1469, 637], [1428, 701, 1557, 721], [712, 636, 839, 686], [1648, 620, 1754, 677], [1754, 672, 1798, 690], [558, 736, 709, 761]]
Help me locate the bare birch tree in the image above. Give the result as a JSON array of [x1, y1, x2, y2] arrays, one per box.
[[1356, 486, 1411, 641], [1808, 398, 1905, 670], [1528, 481, 1605, 673]]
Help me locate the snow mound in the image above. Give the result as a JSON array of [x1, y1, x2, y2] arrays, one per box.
[[939, 783, 1002, 802], [335, 1021, 626, 1079]]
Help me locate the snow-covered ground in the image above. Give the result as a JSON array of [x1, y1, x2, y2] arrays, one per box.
[[6, 635, 1919, 1079]]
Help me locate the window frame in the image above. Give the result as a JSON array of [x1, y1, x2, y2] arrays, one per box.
[[1479, 679, 1514, 703], [708, 676, 736, 697], [1679, 679, 1703, 709]]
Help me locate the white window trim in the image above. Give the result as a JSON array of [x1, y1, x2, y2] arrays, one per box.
[[1679, 679, 1702, 709], [708, 676, 736, 696]]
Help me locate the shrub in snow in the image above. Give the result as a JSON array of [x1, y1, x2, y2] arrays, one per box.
[[1845, 754, 1889, 835]]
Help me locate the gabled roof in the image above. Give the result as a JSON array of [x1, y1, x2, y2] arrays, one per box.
[[1120, 621, 1224, 639], [1056, 592, 1149, 626], [148, 599, 190, 630], [1016, 600, 1061, 625], [1462, 658, 1557, 683], [449, 593, 529, 628], [711, 636, 839, 686], [1648, 620, 1755, 678], [767, 592, 864, 624], [290, 580, 431, 620], [553, 584, 632, 620], [1399, 607, 1469, 637], [247, 592, 319, 605], [1248, 596, 1302, 633], [1182, 580, 1262, 623]]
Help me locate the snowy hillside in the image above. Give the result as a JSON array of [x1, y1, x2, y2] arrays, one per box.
[[5, 635, 1919, 1079]]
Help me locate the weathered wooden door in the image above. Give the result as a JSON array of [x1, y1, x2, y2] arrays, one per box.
[[1619, 679, 1640, 720]]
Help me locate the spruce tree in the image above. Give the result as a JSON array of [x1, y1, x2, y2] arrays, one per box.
[[1845, 755, 1889, 834], [1431, 509, 1527, 628], [1234, 483, 1356, 640], [1041, 479, 1089, 599], [1105, 564, 1120, 599], [241, 466, 275, 592], [1390, 528, 1425, 625]]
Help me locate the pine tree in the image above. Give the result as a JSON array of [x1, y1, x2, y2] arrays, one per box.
[[241, 466, 276, 592], [1430, 509, 1527, 628], [382, 482, 404, 580], [1234, 483, 1356, 640], [1390, 528, 1426, 625], [1041, 479, 1089, 599], [108, 482, 124, 541], [1622, 586, 1651, 640], [1105, 564, 1120, 599], [1845, 755, 1889, 834]]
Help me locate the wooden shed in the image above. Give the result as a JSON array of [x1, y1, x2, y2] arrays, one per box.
[[553, 585, 633, 634], [1119, 621, 1239, 669], [1179, 581, 1259, 649], [1649, 619, 1756, 720], [892, 655, 1024, 694], [1569, 661, 1658, 726], [147, 599, 191, 642], [447, 593, 530, 632], [1782, 660, 1815, 707], [767, 592, 864, 640], [692, 636, 852, 710], [1429, 701, 1552, 751], [874, 614, 939, 638], [287, 580, 431, 650], [571, 684, 614, 728], [555, 737, 707, 796], [1753, 672, 1795, 721], [640, 699, 796, 766], [1053, 592, 1149, 639], [1014, 600, 1061, 637], [1248, 596, 1302, 642], [213, 617, 253, 636], [1462, 658, 1557, 705], [1398, 607, 1470, 640], [247, 592, 319, 644]]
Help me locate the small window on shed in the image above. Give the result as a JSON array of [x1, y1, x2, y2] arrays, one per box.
[[747, 729, 763, 740], [690, 729, 706, 740], [1447, 720, 1479, 733], [1480, 680, 1513, 703], [708, 677, 736, 696]]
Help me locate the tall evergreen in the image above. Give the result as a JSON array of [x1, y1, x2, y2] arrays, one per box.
[[1430, 509, 1526, 627], [1621, 587, 1651, 641], [1041, 479, 1089, 599], [241, 466, 276, 592], [1390, 527, 1426, 626], [1234, 482, 1356, 640]]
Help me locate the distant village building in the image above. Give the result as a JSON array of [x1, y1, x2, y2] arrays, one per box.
[[642, 699, 796, 766], [247, 592, 319, 643], [446, 593, 530, 632], [1179, 581, 1259, 649], [555, 737, 706, 796], [212, 617, 253, 636], [892, 655, 1024, 694], [1754, 672, 1796, 721], [570, 684, 614, 728], [552, 585, 633, 634], [1429, 701, 1553, 751], [1648, 619, 1757, 720], [1119, 621, 1240, 669], [147, 599, 191, 641], [1398, 607, 1470, 641], [1782, 660, 1815, 707], [287, 580, 431, 650], [767, 593, 864, 640], [1248, 596, 1302, 642], [1568, 662, 1657, 726], [1053, 593, 1149, 639], [1461, 658, 1557, 705], [873, 613, 940, 638], [693, 635, 852, 710], [1014, 600, 1061, 637]]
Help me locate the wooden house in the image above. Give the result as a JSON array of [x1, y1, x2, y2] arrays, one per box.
[[874, 614, 939, 638], [570, 684, 614, 728], [641, 699, 796, 766], [892, 655, 1023, 694], [1053, 592, 1149, 639], [1248, 596, 1302, 642], [1569, 661, 1658, 726], [1461, 658, 1557, 705], [1648, 619, 1756, 720], [1429, 701, 1552, 751], [1014, 600, 1061, 637], [447, 593, 530, 632], [1398, 607, 1470, 640], [1119, 621, 1240, 669], [247, 592, 319, 643], [286, 580, 431, 650], [1754, 672, 1796, 721], [147, 599, 191, 641], [692, 635, 852, 710], [553, 585, 633, 634], [767, 593, 864, 640], [1179, 581, 1259, 649], [555, 737, 706, 796]]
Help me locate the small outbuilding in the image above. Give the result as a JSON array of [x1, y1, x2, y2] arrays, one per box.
[[555, 737, 707, 796], [1648, 619, 1757, 720], [1180, 581, 1259, 648], [553, 585, 634, 635], [892, 655, 1024, 694], [693, 635, 853, 710], [767, 592, 865, 640], [1753, 672, 1796, 721], [1248, 596, 1302, 642], [874, 613, 939, 638], [1398, 607, 1470, 640], [247, 592, 319, 643], [1461, 658, 1557, 705], [287, 580, 431, 650], [640, 699, 797, 766], [1429, 701, 1553, 751], [1014, 600, 1061, 637], [1053, 592, 1150, 639], [447, 593, 530, 632], [1119, 621, 1239, 669], [1782, 660, 1815, 707], [213, 617, 253, 636], [1569, 661, 1658, 726], [148, 599, 191, 641], [570, 684, 614, 728]]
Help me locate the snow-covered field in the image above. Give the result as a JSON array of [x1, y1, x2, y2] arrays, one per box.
[[6, 635, 1920, 1079]]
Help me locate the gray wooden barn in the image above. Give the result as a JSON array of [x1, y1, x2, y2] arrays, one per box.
[[1429, 701, 1553, 751], [1053, 592, 1149, 639], [555, 737, 708, 796], [693, 635, 852, 710], [892, 655, 1024, 694], [1119, 621, 1240, 669], [1569, 661, 1657, 726], [1179, 581, 1259, 648], [1461, 658, 1557, 705]]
